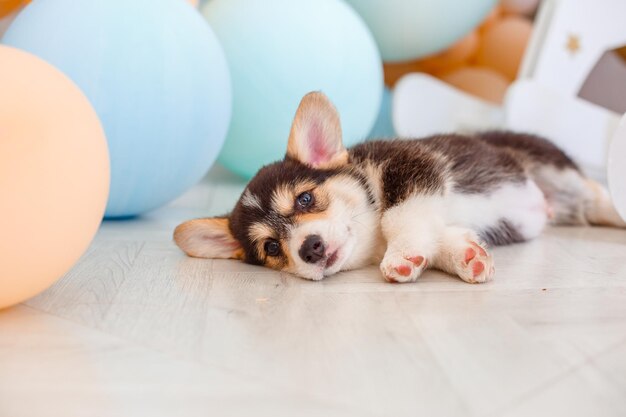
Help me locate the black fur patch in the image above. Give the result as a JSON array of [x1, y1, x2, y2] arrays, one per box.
[[476, 131, 580, 171], [350, 140, 446, 208], [423, 134, 527, 194], [350, 133, 529, 208], [479, 220, 526, 246]]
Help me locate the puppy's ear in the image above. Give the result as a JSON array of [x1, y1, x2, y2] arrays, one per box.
[[174, 217, 243, 259], [286, 91, 348, 169]]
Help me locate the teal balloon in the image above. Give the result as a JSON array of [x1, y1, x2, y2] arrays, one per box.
[[3, 0, 231, 218], [345, 0, 498, 62], [203, 0, 383, 179], [368, 88, 396, 139]]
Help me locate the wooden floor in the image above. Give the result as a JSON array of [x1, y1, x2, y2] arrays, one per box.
[[2, 166, 626, 417]]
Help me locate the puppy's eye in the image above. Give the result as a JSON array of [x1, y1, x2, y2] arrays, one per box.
[[264, 239, 281, 256], [296, 192, 313, 209]]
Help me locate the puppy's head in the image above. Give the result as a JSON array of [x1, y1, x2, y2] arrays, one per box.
[[174, 92, 379, 280]]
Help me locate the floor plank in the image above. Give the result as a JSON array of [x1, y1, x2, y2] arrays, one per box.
[[0, 306, 363, 417]]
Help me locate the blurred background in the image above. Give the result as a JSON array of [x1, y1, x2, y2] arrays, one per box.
[[3, 0, 625, 213]]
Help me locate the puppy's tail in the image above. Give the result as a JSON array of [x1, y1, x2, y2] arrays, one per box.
[[584, 180, 626, 228]]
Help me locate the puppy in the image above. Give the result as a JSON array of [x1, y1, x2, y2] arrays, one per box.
[[174, 92, 625, 283]]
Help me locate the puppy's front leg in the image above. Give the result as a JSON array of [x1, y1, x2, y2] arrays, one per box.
[[379, 196, 445, 283], [431, 226, 495, 284]]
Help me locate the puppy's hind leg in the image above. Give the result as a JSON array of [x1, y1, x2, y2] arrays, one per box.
[[533, 167, 625, 227], [431, 227, 495, 284], [379, 196, 445, 283]]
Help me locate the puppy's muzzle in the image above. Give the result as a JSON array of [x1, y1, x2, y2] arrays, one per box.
[[299, 234, 325, 264]]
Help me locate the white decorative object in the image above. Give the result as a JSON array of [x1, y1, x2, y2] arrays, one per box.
[[393, 73, 503, 138], [509, 0, 626, 179], [505, 79, 620, 180], [608, 114, 626, 222], [523, 0, 626, 100]]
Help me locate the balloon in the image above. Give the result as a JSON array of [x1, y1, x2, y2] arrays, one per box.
[[4, 0, 231, 218], [478, 5, 503, 33], [474, 16, 533, 80], [440, 66, 510, 104], [368, 87, 396, 139], [344, 0, 498, 62], [0, 0, 28, 18], [203, 0, 382, 178], [0, 9, 17, 38], [0, 0, 28, 36], [0, 46, 109, 309], [384, 30, 479, 87], [501, 0, 540, 16]]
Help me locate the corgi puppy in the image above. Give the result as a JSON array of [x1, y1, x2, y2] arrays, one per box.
[[174, 92, 625, 283]]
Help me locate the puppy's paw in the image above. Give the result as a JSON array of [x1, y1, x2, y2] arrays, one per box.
[[455, 240, 494, 284], [380, 251, 428, 283]]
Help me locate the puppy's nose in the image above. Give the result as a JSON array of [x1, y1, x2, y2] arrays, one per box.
[[299, 235, 325, 264]]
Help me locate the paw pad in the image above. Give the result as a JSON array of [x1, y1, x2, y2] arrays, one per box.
[[464, 248, 476, 263], [380, 253, 428, 284], [456, 240, 494, 284], [472, 261, 484, 277], [406, 255, 425, 266], [394, 265, 412, 276]]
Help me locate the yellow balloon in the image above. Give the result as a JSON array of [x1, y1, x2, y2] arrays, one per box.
[[0, 46, 110, 309]]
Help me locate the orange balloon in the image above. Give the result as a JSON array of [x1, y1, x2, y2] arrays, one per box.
[[0, 11, 16, 38], [440, 66, 510, 104], [478, 5, 503, 34], [187, 0, 199, 7], [501, 0, 540, 16], [474, 16, 533, 80], [0, 46, 110, 309], [0, 0, 29, 18], [384, 30, 479, 87], [417, 31, 480, 76]]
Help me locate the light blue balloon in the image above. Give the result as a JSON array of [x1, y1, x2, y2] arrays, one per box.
[[345, 0, 498, 62], [367, 87, 396, 139], [203, 0, 383, 179], [3, 0, 231, 218]]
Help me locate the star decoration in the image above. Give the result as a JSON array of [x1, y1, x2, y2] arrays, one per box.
[[566, 34, 581, 55]]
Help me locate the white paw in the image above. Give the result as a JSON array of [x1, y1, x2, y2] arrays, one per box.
[[455, 240, 494, 284], [380, 250, 428, 283]]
